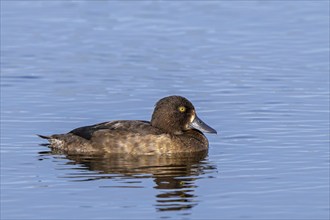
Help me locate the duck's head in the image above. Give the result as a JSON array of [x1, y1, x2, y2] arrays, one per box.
[[151, 96, 217, 135]]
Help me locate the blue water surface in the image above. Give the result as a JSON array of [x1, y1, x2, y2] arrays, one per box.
[[1, 1, 329, 219]]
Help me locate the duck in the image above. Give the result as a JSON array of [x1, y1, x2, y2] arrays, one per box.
[[38, 95, 217, 155]]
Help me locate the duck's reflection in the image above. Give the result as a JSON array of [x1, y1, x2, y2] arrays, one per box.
[[39, 150, 217, 212]]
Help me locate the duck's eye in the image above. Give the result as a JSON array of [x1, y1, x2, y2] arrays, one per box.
[[178, 106, 186, 113]]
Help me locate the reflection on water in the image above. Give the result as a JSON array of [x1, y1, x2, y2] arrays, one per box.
[[38, 150, 217, 212]]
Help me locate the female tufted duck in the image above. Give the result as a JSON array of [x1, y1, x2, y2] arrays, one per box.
[[39, 96, 217, 155]]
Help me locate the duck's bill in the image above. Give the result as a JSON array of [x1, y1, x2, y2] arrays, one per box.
[[190, 115, 217, 134]]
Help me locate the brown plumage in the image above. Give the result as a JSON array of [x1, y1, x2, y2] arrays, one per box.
[[38, 96, 217, 155]]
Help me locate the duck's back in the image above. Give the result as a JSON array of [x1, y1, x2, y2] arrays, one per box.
[[69, 120, 161, 139]]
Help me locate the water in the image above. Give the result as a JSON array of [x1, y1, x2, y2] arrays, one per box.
[[1, 1, 329, 219]]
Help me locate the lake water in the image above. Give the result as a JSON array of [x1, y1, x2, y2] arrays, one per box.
[[1, 1, 329, 219]]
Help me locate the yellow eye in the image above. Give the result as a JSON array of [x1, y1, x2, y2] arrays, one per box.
[[178, 106, 186, 113]]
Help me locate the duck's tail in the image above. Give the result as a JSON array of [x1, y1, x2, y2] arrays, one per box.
[[37, 134, 68, 150], [37, 134, 53, 147], [37, 134, 51, 140]]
